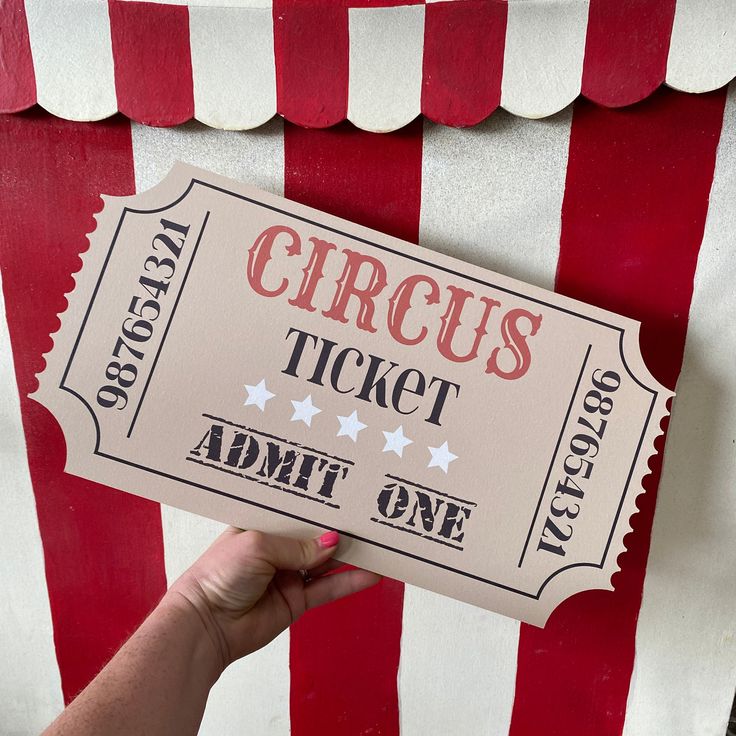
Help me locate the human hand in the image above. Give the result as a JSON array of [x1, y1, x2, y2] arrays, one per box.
[[165, 528, 381, 672]]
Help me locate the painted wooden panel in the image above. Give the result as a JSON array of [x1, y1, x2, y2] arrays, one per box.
[[3, 0, 736, 128]]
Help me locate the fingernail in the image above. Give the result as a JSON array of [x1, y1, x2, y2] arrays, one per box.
[[318, 530, 339, 549]]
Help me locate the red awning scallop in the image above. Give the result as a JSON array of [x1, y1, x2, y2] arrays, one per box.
[[1, 0, 734, 131]]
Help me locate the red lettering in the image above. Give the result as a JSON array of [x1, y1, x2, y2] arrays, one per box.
[[322, 248, 388, 333], [437, 286, 501, 363], [485, 308, 542, 380], [247, 225, 300, 298], [387, 274, 440, 346], [289, 237, 337, 312], [248, 224, 544, 381]]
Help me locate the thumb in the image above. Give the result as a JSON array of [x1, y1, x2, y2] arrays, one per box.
[[236, 529, 340, 572]]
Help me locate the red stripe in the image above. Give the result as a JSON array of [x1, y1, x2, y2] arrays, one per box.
[[284, 118, 423, 735], [422, 0, 507, 127], [348, 0, 423, 6], [510, 87, 727, 736], [0, 111, 167, 703], [108, 0, 194, 127], [0, 0, 36, 112], [582, 0, 676, 107], [274, 0, 348, 128]]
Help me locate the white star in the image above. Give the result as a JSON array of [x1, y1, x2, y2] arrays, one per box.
[[244, 379, 275, 411], [427, 441, 458, 473], [382, 425, 413, 457], [290, 395, 322, 427], [336, 410, 367, 442]]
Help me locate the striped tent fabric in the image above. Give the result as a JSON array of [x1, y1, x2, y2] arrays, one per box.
[[2, 3, 736, 736], [2, 0, 736, 129]]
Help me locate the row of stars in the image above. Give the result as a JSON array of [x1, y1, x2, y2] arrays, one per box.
[[244, 379, 458, 473]]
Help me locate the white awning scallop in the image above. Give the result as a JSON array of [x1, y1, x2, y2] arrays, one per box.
[[1, 0, 735, 131]]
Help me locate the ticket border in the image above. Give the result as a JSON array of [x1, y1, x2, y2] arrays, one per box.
[[47, 171, 665, 603]]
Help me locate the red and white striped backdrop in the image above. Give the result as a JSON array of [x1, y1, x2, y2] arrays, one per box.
[[2, 86, 736, 735], [2, 0, 736, 129], [2, 2, 736, 734]]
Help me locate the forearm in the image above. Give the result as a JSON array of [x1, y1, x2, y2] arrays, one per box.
[[43, 593, 223, 736], [41, 528, 375, 735]]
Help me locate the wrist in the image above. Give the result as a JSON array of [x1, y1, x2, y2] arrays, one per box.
[[155, 588, 229, 685]]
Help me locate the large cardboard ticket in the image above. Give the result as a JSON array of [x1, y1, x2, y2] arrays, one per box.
[[33, 164, 671, 625]]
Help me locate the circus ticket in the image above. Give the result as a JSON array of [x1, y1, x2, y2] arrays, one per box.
[[33, 163, 671, 625]]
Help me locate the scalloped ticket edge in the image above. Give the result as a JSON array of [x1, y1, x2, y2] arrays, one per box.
[[32, 163, 672, 626]]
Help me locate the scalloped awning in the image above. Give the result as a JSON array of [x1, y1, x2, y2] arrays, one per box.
[[1, 0, 735, 132]]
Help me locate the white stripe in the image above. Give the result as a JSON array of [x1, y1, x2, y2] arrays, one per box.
[[24, 0, 117, 121], [419, 109, 572, 290], [666, 0, 736, 93], [121, 0, 272, 6], [501, 0, 590, 119], [0, 275, 65, 733], [161, 514, 291, 736], [190, 6, 276, 130], [622, 82, 736, 736], [131, 118, 289, 736], [399, 109, 573, 736], [131, 118, 284, 194], [399, 587, 520, 736], [348, 5, 425, 133]]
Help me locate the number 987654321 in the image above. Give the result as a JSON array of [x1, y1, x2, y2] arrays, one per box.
[[96, 218, 189, 411], [537, 369, 622, 557]]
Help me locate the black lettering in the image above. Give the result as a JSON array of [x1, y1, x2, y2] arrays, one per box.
[[356, 354, 398, 408], [308, 338, 338, 386], [153, 217, 190, 259], [405, 490, 444, 532], [376, 483, 409, 519], [537, 517, 573, 556], [317, 463, 350, 499], [282, 327, 318, 378], [223, 432, 260, 469], [438, 503, 472, 542], [330, 346, 364, 394], [225, 431, 247, 466], [391, 368, 426, 416], [160, 217, 190, 238], [257, 442, 298, 485], [425, 376, 461, 426], [292, 454, 327, 491], [190, 424, 223, 462]]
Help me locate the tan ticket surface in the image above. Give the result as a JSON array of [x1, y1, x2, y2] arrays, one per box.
[[33, 163, 671, 625]]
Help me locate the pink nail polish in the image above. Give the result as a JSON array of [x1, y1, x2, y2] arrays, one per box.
[[318, 530, 339, 549]]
